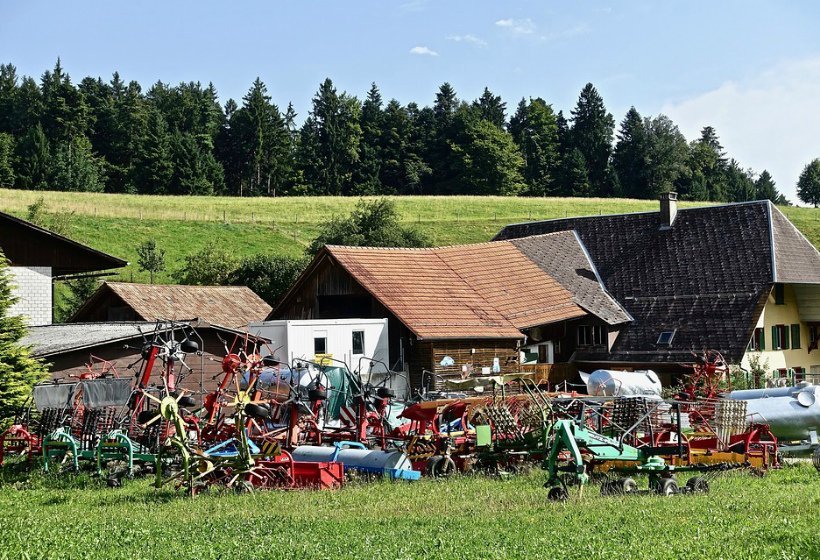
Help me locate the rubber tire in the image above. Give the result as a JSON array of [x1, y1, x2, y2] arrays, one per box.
[[377, 387, 396, 399], [426, 455, 456, 478], [137, 410, 159, 424], [177, 395, 196, 408], [686, 476, 709, 494], [244, 403, 271, 420], [308, 388, 328, 402], [600, 481, 614, 496], [657, 478, 679, 496], [619, 477, 637, 494], [547, 486, 569, 502]]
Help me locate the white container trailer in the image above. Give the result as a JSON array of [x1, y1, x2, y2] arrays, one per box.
[[248, 318, 390, 375]]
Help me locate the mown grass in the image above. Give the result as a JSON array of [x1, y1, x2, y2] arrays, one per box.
[[1, 189, 818, 285], [0, 464, 816, 559]]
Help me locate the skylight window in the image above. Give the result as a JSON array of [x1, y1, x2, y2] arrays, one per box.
[[657, 331, 675, 346]]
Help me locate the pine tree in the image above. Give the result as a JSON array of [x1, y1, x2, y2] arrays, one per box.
[[797, 159, 820, 207], [754, 170, 779, 202], [680, 126, 729, 201], [14, 123, 50, 190], [472, 87, 506, 128], [133, 107, 173, 194], [612, 107, 647, 198], [569, 83, 615, 196], [300, 78, 362, 195], [562, 148, 593, 197], [0, 251, 49, 423], [353, 83, 384, 194], [50, 134, 105, 192], [0, 133, 14, 187], [508, 98, 560, 196]]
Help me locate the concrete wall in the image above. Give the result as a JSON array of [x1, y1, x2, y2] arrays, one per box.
[[742, 283, 820, 379], [7, 266, 51, 326]]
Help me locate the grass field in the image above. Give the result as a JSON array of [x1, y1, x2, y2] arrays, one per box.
[[0, 464, 816, 559], [1, 189, 818, 284]]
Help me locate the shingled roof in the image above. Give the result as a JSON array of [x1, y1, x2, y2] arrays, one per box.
[[271, 238, 623, 340], [70, 282, 272, 329], [494, 200, 819, 364]]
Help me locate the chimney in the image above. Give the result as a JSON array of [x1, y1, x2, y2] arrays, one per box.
[[659, 192, 678, 229]]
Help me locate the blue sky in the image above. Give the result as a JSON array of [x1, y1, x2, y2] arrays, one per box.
[[3, 0, 820, 201]]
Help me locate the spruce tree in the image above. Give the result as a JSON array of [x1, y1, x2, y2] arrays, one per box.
[[569, 83, 615, 196], [509, 98, 560, 196], [472, 87, 506, 129], [0, 133, 14, 187], [612, 107, 647, 198], [754, 170, 779, 202], [0, 251, 48, 424]]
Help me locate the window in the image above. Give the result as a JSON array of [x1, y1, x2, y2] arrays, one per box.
[[577, 325, 606, 347], [352, 330, 365, 355], [791, 324, 801, 350], [657, 330, 676, 346], [748, 328, 765, 351], [774, 284, 785, 305], [772, 324, 789, 350], [314, 337, 327, 355], [794, 367, 805, 382]]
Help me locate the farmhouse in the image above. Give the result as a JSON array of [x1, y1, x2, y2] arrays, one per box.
[[0, 210, 126, 325], [20, 320, 268, 394], [70, 281, 272, 329], [494, 194, 820, 384], [269, 236, 631, 391]]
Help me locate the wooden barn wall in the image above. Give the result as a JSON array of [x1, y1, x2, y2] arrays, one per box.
[[70, 292, 139, 323], [43, 330, 242, 399]]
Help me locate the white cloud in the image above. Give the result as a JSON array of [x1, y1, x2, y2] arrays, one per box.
[[446, 34, 487, 47], [661, 57, 820, 203], [409, 46, 438, 57], [495, 18, 536, 35], [540, 23, 590, 42]]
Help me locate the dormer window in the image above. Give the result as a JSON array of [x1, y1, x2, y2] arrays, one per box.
[[657, 330, 675, 346]]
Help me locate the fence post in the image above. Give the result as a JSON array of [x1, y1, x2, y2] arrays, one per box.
[[223, 209, 227, 224]]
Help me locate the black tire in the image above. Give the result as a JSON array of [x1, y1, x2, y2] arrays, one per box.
[[376, 387, 396, 399], [619, 477, 637, 494], [547, 486, 569, 502], [244, 403, 271, 420], [686, 476, 709, 494], [657, 477, 679, 496], [426, 455, 457, 478], [308, 388, 328, 402], [137, 410, 159, 424], [177, 395, 196, 408], [600, 480, 614, 496]]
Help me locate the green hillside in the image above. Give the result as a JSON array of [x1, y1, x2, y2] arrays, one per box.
[[1, 189, 817, 284]]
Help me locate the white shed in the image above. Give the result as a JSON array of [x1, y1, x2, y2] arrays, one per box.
[[248, 318, 390, 375]]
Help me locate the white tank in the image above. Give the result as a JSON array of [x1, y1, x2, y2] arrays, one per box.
[[741, 385, 820, 442], [579, 369, 662, 397], [727, 382, 815, 401]]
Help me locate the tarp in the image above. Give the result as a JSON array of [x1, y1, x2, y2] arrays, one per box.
[[33, 383, 77, 410], [80, 378, 133, 408]]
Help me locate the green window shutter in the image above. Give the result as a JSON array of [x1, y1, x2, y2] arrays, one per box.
[[772, 325, 779, 349], [783, 326, 789, 349], [760, 329, 765, 351], [791, 324, 801, 349]]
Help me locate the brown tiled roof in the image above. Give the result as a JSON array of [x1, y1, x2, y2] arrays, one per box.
[[325, 241, 587, 340], [79, 282, 271, 329]]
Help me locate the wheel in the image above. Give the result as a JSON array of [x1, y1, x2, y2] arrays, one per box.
[[600, 480, 614, 496], [244, 403, 271, 419], [547, 486, 568, 502], [376, 387, 396, 399], [426, 455, 456, 477], [137, 410, 159, 424], [686, 476, 709, 494], [308, 388, 328, 402], [656, 477, 679, 496], [177, 395, 196, 408], [812, 446, 820, 472], [618, 477, 637, 494]]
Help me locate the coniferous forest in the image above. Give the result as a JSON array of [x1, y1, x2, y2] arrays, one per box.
[[0, 60, 792, 203]]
